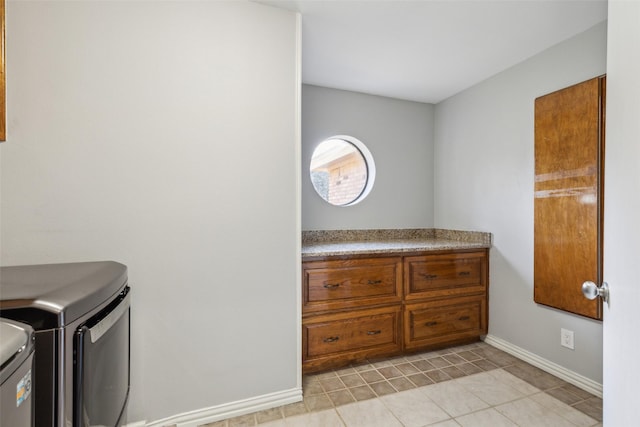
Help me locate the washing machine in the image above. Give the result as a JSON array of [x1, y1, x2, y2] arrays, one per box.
[[1, 318, 35, 427], [0, 261, 130, 427]]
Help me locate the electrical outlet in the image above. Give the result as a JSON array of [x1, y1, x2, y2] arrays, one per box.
[[561, 328, 575, 350]]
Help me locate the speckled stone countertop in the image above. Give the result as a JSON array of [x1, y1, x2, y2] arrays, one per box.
[[302, 229, 492, 258]]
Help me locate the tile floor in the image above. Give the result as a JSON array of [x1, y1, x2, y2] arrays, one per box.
[[200, 342, 602, 427]]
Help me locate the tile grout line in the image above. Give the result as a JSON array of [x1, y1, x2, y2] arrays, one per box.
[[206, 342, 602, 426]]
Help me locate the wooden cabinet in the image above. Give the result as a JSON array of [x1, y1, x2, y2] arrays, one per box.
[[303, 257, 403, 313], [302, 249, 489, 373], [403, 250, 488, 351], [534, 76, 605, 320], [404, 251, 487, 301], [302, 305, 402, 372], [404, 295, 486, 350]]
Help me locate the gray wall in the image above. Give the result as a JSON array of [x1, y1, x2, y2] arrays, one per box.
[[302, 85, 435, 230], [434, 21, 607, 383], [1, 1, 299, 423]]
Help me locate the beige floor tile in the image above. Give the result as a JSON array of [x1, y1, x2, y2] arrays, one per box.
[[303, 393, 334, 412], [412, 359, 436, 372], [283, 409, 344, 427], [443, 353, 466, 365], [427, 356, 452, 368], [369, 380, 396, 396], [546, 386, 584, 405], [255, 407, 283, 424], [371, 359, 394, 368], [426, 369, 452, 383], [319, 376, 346, 392], [349, 384, 377, 401], [256, 419, 286, 427], [457, 362, 483, 375], [302, 380, 324, 396], [455, 407, 517, 427], [487, 369, 541, 396], [441, 365, 467, 379], [280, 401, 307, 418], [327, 389, 355, 406], [388, 376, 415, 392], [380, 388, 450, 427], [359, 370, 385, 383], [457, 350, 483, 362], [572, 397, 603, 422], [377, 365, 403, 379], [353, 363, 374, 372], [336, 398, 403, 427], [420, 380, 490, 417], [530, 392, 599, 427], [428, 419, 461, 427], [293, 343, 598, 427], [456, 372, 525, 406], [227, 413, 256, 427], [406, 372, 434, 387], [334, 367, 357, 376], [473, 358, 500, 371], [339, 373, 366, 388], [503, 363, 565, 390], [495, 397, 575, 427], [315, 371, 338, 380], [395, 362, 421, 375]]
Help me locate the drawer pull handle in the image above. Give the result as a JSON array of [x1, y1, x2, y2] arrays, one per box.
[[323, 336, 340, 343], [420, 274, 438, 280], [367, 330, 382, 335], [458, 316, 470, 321], [367, 280, 383, 285], [425, 321, 438, 327], [323, 283, 341, 289], [458, 271, 471, 276]]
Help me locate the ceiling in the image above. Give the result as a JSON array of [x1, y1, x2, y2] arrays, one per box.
[[257, 0, 608, 104]]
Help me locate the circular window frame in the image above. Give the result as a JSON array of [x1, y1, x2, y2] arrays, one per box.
[[309, 135, 376, 207]]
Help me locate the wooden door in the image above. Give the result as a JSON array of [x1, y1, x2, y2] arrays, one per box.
[[534, 76, 605, 320]]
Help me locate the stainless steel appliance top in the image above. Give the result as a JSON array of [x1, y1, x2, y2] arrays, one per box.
[[0, 261, 128, 328]]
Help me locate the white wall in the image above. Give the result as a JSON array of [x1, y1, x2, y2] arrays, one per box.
[[434, 22, 607, 383], [1, 1, 300, 424], [302, 85, 434, 230], [602, 1, 640, 423]]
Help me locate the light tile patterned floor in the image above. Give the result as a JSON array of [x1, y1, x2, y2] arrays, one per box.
[[200, 342, 602, 427]]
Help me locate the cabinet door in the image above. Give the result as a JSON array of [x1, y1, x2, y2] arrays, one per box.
[[404, 295, 487, 350], [404, 251, 487, 302], [534, 76, 605, 320], [303, 257, 402, 313], [302, 306, 402, 372]]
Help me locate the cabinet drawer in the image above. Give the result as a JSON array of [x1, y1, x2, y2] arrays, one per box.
[[404, 251, 487, 301], [303, 257, 402, 313], [404, 296, 487, 350], [303, 306, 402, 369]]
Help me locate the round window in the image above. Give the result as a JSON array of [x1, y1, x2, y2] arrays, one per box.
[[309, 135, 375, 206]]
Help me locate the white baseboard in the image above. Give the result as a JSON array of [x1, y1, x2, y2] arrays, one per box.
[[146, 387, 302, 427], [483, 334, 603, 398], [124, 422, 146, 427]]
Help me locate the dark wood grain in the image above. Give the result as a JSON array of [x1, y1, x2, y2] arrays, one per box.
[[534, 76, 605, 319], [404, 295, 486, 350], [302, 249, 490, 373], [303, 257, 402, 314], [302, 305, 402, 373], [404, 250, 488, 302]]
